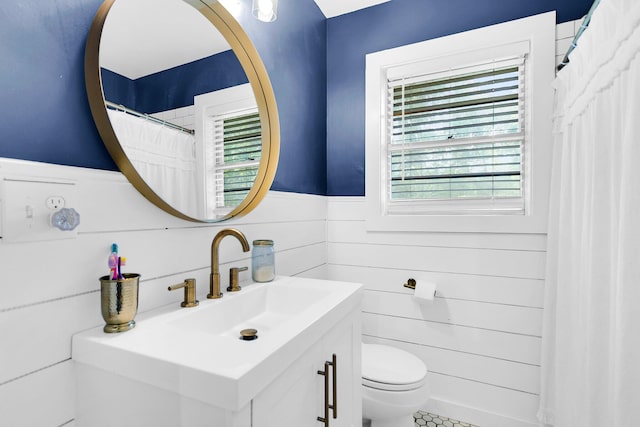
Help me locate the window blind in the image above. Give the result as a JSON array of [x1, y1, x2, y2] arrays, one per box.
[[207, 108, 261, 209], [387, 58, 525, 205]]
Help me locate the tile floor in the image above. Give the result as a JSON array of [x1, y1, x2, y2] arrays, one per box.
[[414, 411, 479, 427]]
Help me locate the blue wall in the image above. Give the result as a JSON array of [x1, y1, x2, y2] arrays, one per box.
[[0, 0, 594, 197], [101, 69, 136, 110], [102, 49, 248, 114], [326, 0, 594, 196], [238, 1, 327, 194], [0, 0, 327, 195], [0, 0, 111, 169]]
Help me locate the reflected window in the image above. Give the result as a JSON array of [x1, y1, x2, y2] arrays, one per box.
[[206, 108, 261, 209], [195, 83, 260, 217]]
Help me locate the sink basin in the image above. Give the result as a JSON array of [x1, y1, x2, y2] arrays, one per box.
[[170, 279, 332, 339], [72, 276, 362, 411]]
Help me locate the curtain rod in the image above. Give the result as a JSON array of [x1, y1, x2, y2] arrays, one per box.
[[557, 0, 602, 71], [105, 101, 195, 135]]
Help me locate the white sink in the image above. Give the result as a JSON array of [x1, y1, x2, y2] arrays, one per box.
[[72, 276, 362, 411], [170, 279, 332, 339]]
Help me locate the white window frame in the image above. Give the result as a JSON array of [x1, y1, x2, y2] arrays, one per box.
[[194, 83, 257, 218], [365, 12, 555, 233]]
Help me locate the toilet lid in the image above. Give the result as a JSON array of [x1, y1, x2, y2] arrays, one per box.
[[361, 344, 427, 389]]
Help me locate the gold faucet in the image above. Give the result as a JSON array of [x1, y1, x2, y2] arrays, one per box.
[[208, 228, 250, 299], [168, 278, 198, 308], [227, 266, 248, 292]]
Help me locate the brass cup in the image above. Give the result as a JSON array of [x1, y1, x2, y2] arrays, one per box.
[[99, 273, 140, 333]]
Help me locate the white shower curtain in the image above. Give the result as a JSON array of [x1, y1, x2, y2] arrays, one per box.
[[538, 0, 640, 426], [107, 109, 198, 217]]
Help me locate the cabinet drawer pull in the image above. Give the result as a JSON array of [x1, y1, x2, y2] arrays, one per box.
[[317, 361, 330, 426], [330, 353, 337, 419], [317, 354, 338, 425]]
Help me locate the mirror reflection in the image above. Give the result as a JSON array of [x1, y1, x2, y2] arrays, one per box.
[[99, 0, 263, 220]]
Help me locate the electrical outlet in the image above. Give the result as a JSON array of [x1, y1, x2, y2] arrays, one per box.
[[1, 177, 78, 242], [46, 196, 65, 210]]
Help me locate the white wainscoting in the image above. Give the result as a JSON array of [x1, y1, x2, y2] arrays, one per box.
[[326, 197, 546, 427], [0, 172, 547, 427], [0, 158, 327, 427]]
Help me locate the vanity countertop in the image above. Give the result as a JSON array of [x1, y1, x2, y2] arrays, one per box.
[[72, 276, 363, 411]]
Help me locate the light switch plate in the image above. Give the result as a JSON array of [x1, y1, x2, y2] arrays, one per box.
[[1, 176, 79, 243]]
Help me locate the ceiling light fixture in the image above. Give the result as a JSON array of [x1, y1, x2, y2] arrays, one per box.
[[252, 0, 278, 22]]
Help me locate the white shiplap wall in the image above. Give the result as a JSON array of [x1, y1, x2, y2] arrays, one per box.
[[0, 158, 327, 427], [152, 105, 196, 130], [326, 198, 545, 427]]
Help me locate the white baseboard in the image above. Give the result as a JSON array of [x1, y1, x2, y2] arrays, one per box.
[[426, 398, 538, 427]]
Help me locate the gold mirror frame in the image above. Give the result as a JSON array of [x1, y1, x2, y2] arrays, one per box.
[[85, 0, 279, 222]]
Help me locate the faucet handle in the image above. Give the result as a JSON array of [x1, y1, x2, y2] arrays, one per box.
[[168, 278, 199, 308], [227, 267, 248, 292]]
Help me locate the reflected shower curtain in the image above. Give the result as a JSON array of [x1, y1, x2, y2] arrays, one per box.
[[107, 110, 198, 217], [538, 0, 640, 426]]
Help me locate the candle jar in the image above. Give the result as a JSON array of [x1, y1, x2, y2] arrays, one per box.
[[252, 239, 275, 282]]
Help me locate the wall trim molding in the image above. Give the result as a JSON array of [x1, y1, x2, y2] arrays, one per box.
[[426, 397, 539, 427]]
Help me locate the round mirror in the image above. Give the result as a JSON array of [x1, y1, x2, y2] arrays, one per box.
[[85, 0, 279, 222]]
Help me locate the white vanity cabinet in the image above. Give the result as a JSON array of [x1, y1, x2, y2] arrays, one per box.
[[73, 278, 363, 427], [252, 309, 361, 427]]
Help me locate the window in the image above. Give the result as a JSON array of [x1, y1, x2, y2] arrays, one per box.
[[207, 108, 261, 209], [365, 12, 555, 233], [387, 58, 526, 214], [194, 83, 260, 217]]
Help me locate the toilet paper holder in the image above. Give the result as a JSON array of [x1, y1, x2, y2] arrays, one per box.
[[403, 278, 417, 290]]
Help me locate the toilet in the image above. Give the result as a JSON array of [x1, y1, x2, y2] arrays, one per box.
[[361, 343, 429, 427]]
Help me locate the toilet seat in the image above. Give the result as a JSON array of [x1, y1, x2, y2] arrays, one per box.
[[362, 344, 427, 391], [362, 376, 426, 391]]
